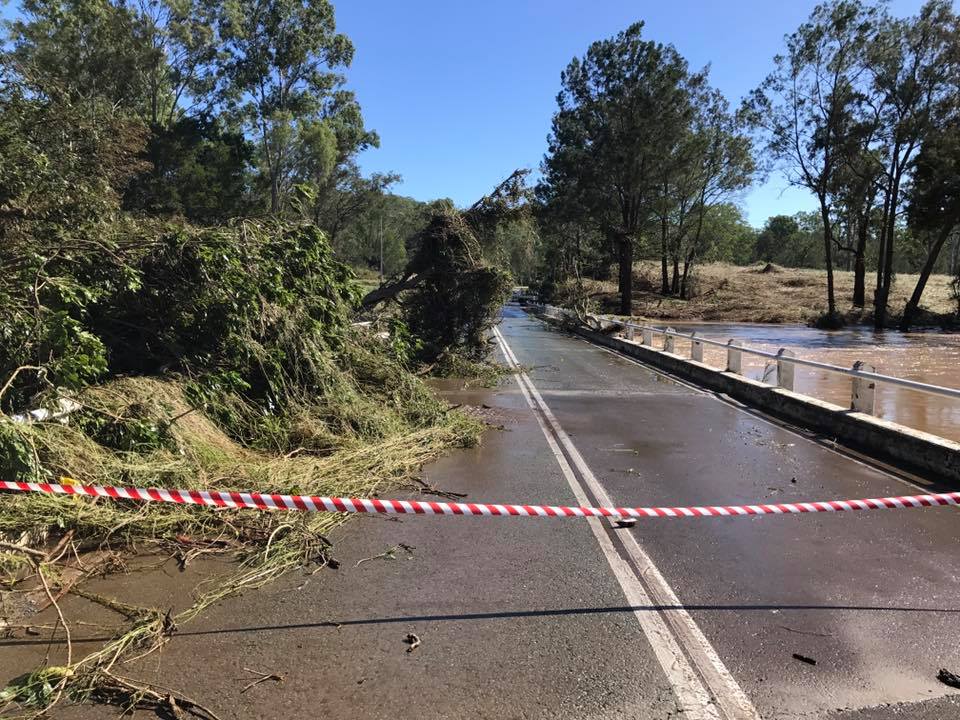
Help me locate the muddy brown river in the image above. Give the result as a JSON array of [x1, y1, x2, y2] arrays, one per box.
[[654, 322, 960, 444]]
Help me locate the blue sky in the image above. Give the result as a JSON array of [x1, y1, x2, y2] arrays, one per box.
[[1, 0, 943, 226], [334, 0, 940, 226]]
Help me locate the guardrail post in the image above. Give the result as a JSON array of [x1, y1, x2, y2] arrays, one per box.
[[776, 349, 796, 391], [642, 328, 653, 346], [726, 340, 742, 374], [664, 328, 675, 353], [690, 332, 704, 362], [851, 361, 877, 414]]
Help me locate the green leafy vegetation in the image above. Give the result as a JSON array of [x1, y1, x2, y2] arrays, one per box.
[[0, 0, 514, 714]]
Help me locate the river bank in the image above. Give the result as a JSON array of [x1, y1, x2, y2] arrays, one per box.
[[553, 262, 958, 327]]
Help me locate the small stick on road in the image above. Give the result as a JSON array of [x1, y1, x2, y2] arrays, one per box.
[[241, 668, 285, 694]]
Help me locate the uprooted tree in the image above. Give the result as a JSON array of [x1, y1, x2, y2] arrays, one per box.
[[359, 170, 529, 366]]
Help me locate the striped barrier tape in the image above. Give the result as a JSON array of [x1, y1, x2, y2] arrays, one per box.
[[1, 480, 959, 519]]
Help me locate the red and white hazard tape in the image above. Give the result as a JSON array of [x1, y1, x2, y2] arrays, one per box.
[[1, 479, 959, 519]]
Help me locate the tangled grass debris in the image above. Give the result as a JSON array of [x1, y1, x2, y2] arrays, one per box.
[[0, 217, 491, 717]]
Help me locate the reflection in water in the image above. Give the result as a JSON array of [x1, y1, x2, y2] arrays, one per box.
[[661, 322, 960, 443]]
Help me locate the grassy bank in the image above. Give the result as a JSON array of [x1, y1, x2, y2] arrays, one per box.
[[553, 261, 958, 326]]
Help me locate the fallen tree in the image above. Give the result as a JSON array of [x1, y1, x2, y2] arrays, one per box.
[[360, 171, 529, 366]]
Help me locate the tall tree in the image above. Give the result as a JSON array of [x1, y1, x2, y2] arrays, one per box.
[[746, 0, 879, 323], [136, 0, 221, 128], [216, 0, 368, 214], [665, 89, 754, 298], [542, 22, 699, 315], [867, 0, 957, 328], [8, 0, 153, 111], [900, 125, 960, 330]]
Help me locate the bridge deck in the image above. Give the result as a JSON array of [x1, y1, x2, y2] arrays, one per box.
[[27, 306, 960, 720]]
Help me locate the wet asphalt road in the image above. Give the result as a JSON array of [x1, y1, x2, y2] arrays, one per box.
[[35, 306, 960, 719]]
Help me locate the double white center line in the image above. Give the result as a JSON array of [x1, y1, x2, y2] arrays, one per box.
[[493, 323, 760, 720]]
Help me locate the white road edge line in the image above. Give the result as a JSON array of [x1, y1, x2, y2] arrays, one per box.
[[492, 327, 720, 719], [494, 323, 760, 720]]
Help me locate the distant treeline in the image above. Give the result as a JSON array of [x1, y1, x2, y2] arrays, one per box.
[[530, 2, 959, 330]]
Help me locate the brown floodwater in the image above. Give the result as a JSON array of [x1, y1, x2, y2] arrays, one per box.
[[651, 322, 960, 444]]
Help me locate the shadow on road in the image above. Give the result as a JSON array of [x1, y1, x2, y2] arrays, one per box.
[[4, 602, 959, 649]]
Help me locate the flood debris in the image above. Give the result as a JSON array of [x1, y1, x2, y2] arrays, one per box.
[[241, 667, 286, 694], [355, 543, 416, 568], [777, 625, 833, 638], [404, 633, 422, 653], [937, 668, 960, 689], [410, 475, 469, 500]]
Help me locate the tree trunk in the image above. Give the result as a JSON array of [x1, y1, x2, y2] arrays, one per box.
[[951, 231, 959, 276], [619, 234, 634, 316], [852, 211, 869, 308], [874, 189, 891, 314], [680, 254, 694, 300], [899, 222, 957, 331], [819, 201, 837, 318], [270, 172, 281, 214], [852, 253, 866, 308], [875, 157, 901, 330], [671, 256, 680, 295], [875, 188, 899, 330], [660, 220, 670, 295]]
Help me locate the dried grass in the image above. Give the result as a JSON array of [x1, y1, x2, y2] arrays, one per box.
[[0, 371, 482, 715], [553, 261, 958, 325]]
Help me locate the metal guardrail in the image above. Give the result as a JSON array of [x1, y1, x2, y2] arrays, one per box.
[[534, 303, 960, 416]]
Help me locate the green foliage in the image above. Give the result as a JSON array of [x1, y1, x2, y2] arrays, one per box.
[[0, 88, 148, 407], [123, 116, 254, 221], [9, 0, 153, 110], [385, 318, 421, 368], [217, 0, 376, 214], [332, 191, 430, 276], [402, 213, 512, 364], [752, 213, 827, 269], [0, 421, 41, 484], [701, 204, 758, 266], [909, 124, 960, 238], [96, 221, 360, 400]]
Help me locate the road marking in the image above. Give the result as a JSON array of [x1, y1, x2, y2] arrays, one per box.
[[494, 324, 760, 720]]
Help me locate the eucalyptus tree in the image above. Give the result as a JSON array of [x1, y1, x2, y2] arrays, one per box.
[[664, 89, 754, 298], [866, 0, 958, 328], [900, 125, 960, 330], [215, 0, 374, 214], [8, 0, 153, 111], [542, 21, 700, 315], [292, 100, 386, 235], [136, 0, 221, 128], [9, 0, 219, 125], [829, 143, 882, 306], [745, 0, 879, 323]]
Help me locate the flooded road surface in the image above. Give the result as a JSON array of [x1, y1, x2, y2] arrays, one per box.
[[658, 322, 960, 443], [7, 309, 960, 719]]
